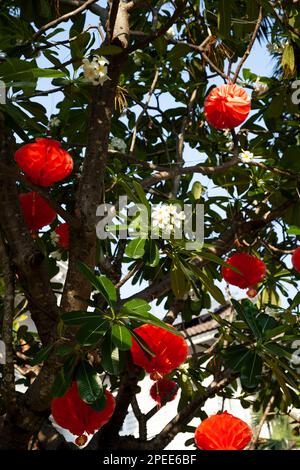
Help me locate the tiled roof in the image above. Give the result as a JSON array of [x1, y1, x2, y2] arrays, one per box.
[[180, 304, 232, 339]]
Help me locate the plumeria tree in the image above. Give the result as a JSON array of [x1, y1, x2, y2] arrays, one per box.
[[0, 0, 300, 451]]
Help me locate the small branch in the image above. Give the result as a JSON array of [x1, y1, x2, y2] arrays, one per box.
[[232, 7, 263, 83], [115, 261, 143, 289], [32, 0, 98, 42], [131, 395, 147, 441], [250, 395, 275, 450], [60, 0, 108, 23], [172, 88, 198, 196], [129, 68, 159, 154]]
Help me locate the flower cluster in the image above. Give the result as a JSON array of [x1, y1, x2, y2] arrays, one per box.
[[109, 136, 127, 153], [49, 116, 61, 128], [152, 204, 185, 232], [82, 55, 110, 86]]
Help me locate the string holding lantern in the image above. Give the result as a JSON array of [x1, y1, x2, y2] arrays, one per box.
[[130, 324, 188, 380], [194, 411, 252, 450], [54, 223, 69, 250], [150, 379, 178, 406], [221, 252, 266, 298], [19, 192, 56, 232], [292, 247, 300, 273], [14, 138, 73, 187], [51, 382, 115, 446], [204, 83, 251, 129]]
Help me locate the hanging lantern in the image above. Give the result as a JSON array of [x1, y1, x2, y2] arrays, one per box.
[[204, 84, 251, 129], [194, 411, 252, 450], [14, 138, 73, 187], [221, 252, 266, 290], [19, 192, 56, 231], [150, 379, 178, 405], [130, 324, 188, 379], [292, 247, 300, 273], [51, 382, 115, 446], [55, 223, 69, 250]]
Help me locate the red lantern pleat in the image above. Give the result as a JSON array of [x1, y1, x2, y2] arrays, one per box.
[[15, 138, 73, 187], [19, 192, 56, 231], [150, 379, 178, 405], [221, 252, 266, 289], [130, 324, 188, 377], [51, 382, 115, 444], [292, 247, 300, 273], [204, 84, 251, 129], [194, 411, 252, 450], [55, 223, 69, 249]]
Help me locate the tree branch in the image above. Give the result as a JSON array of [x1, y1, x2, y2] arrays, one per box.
[[232, 7, 263, 83]]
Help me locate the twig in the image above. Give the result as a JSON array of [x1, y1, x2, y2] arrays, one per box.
[[232, 7, 263, 83], [32, 0, 98, 41], [129, 68, 159, 154], [250, 395, 275, 449]]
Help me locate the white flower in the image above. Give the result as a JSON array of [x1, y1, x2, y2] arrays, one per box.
[[49, 116, 61, 128], [152, 204, 185, 232], [239, 150, 255, 163], [165, 26, 175, 39], [82, 55, 110, 86], [152, 205, 171, 230], [110, 137, 127, 153], [51, 250, 62, 261], [253, 77, 268, 94]]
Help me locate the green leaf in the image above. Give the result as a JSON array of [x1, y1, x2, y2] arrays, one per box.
[[240, 352, 262, 390], [218, 0, 231, 39], [130, 329, 156, 358], [30, 343, 53, 366], [121, 299, 151, 316], [97, 275, 117, 308], [76, 261, 116, 309], [282, 43, 295, 77], [125, 238, 146, 259], [198, 270, 226, 305], [231, 299, 261, 339], [171, 261, 189, 299], [76, 361, 103, 404], [145, 239, 160, 267], [30, 68, 66, 78], [61, 310, 104, 325], [90, 392, 107, 412], [76, 319, 110, 346], [94, 45, 123, 56], [101, 335, 124, 375], [111, 324, 132, 351], [52, 355, 77, 398]]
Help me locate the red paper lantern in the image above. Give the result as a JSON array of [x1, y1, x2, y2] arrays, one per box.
[[19, 192, 56, 231], [292, 247, 300, 273], [150, 379, 178, 405], [204, 84, 251, 129], [51, 382, 115, 446], [130, 324, 188, 378], [14, 138, 73, 187], [195, 411, 252, 450], [222, 252, 266, 289], [55, 223, 69, 250]]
